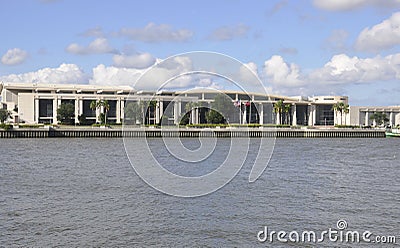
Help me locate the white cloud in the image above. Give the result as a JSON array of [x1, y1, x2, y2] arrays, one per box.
[[208, 24, 250, 41], [313, 0, 400, 11], [112, 53, 156, 69], [0, 64, 88, 84], [90, 64, 144, 86], [66, 38, 117, 55], [355, 12, 400, 52], [118, 23, 193, 43], [91, 56, 194, 89], [239, 62, 260, 85], [258, 53, 400, 96], [1, 48, 28, 65], [263, 55, 303, 87], [310, 53, 400, 83]]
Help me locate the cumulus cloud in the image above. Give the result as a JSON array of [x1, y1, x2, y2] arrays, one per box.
[[112, 53, 156, 69], [238, 62, 260, 85], [256, 52, 400, 97], [118, 23, 193, 43], [66, 38, 117, 55], [91, 56, 194, 89], [355, 12, 400, 52], [263, 55, 303, 87], [1, 48, 28, 65], [0, 64, 88, 84], [90, 64, 144, 86], [208, 24, 250, 41], [313, 0, 400, 11], [310, 53, 400, 83]]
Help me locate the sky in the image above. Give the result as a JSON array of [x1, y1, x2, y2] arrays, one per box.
[[0, 0, 400, 106]]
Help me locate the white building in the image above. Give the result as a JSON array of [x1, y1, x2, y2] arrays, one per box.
[[3, 82, 397, 127]]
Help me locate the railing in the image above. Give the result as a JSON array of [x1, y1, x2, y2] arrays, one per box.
[[0, 128, 386, 138]]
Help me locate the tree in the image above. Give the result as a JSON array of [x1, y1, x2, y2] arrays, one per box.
[[90, 100, 110, 125], [343, 103, 349, 125], [100, 100, 110, 125], [78, 114, 89, 125], [332, 102, 349, 125], [124, 102, 142, 125], [184, 102, 201, 125], [206, 109, 225, 124], [369, 112, 389, 127], [57, 103, 75, 125], [211, 94, 235, 121], [90, 100, 98, 122], [0, 109, 11, 124], [205, 94, 236, 124], [332, 103, 340, 125], [283, 103, 291, 125], [273, 100, 284, 125]]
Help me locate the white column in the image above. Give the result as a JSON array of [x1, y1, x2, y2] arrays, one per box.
[[57, 98, 61, 124], [292, 104, 297, 126], [154, 100, 164, 124], [34, 98, 39, 124], [52, 98, 58, 124], [174, 101, 179, 125], [312, 106, 316, 126], [195, 107, 199, 124], [308, 105, 315, 126], [191, 108, 196, 124], [259, 103, 264, 125], [96, 105, 100, 123], [74, 98, 79, 124], [120, 99, 125, 121], [365, 111, 369, 126], [243, 107, 247, 124], [159, 101, 164, 124], [390, 111, 393, 127], [116, 98, 121, 124], [79, 99, 83, 116]]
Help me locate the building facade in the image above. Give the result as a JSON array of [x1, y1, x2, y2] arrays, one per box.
[[1, 82, 398, 127]]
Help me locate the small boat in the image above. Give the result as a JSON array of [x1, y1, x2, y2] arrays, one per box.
[[385, 129, 400, 137]]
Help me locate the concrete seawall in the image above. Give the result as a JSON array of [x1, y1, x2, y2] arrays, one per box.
[[0, 128, 386, 138]]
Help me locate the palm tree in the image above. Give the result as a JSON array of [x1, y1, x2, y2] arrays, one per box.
[[332, 103, 340, 125], [332, 102, 349, 125], [283, 103, 291, 125], [273, 100, 284, 125], [342, 103, 349, 125], [184, 102, 200, 125], [90, 100, 110, 125], [100, 100, 110, 126], [90, 100, 98, 123]]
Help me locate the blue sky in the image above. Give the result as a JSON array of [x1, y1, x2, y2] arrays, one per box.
[[1, 0, 400, 106]]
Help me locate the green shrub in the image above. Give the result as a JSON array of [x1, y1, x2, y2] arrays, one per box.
[[0, 123, 13, 130]]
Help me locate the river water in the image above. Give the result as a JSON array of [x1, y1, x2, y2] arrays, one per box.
[[1, 138, 399, 247]]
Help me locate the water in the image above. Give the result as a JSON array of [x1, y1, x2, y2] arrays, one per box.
[[1, 138, 399, 247]]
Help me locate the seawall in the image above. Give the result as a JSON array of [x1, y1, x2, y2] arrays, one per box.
[[0, 128, 386, 138]]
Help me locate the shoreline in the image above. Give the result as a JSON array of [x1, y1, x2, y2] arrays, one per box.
[[0, 127, 386, 138]]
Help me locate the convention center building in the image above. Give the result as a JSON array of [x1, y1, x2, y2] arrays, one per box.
[[1, 82, 400, 127]]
